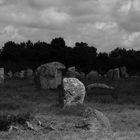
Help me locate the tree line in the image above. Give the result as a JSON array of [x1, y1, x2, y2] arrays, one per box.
[[0, 37, 140, 75]]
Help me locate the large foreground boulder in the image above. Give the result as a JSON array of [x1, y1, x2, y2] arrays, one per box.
[[63, 78, 86, 107], [76, 107, 112, 134], [35, 62, 66, 89]]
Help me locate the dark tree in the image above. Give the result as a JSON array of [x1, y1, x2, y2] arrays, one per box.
[[97, 52, 109, 74], [51, 37, 66, 49], [0, 38, 140, 76]]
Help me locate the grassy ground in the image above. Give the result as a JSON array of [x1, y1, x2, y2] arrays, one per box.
[[0, 78, 140, 139]]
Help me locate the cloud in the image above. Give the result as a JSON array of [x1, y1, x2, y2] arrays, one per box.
[[122, 32, 140, 46], [0, 2, 72, 30], [73, 22, 124, 51], [40, 7, 71, 27], [95, 22, 117, 30], [0, 25, 25, 42], [0, 0, 5, 4], [29, 0, 63, 9], [113, 0, 140, 32], [0, 0, 140, 51]]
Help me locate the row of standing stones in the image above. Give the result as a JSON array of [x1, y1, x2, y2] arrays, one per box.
[[0, 65, 133, 83], [106, 67, 128, 80], [5, 68, 34, 80], [0, 62, 138, 107], [66, 66, 129, 81], [0, 62, 138, 104]]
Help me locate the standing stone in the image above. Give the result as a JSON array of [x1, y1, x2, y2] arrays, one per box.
[[67, 66, 76, 77], [80, 72, 85, 79], [63, 78, 86, 107], [68, 66, 75, 73], [24, 68, 33, 79], [106, 69, 113, 79], [7, 71, 13, 78], [0, 68, 4, 83], [120, 66, 128, 78], [103, 74, 107, 78], [19, 70, 25, 79], [34, 71, 41, 89], [75, 71, 81, 79], [98, 74, 101, 77], [35, 61, 66, 89], [14, 72, 21, 79], [67, 66, 83, 80], [113, 68, 120, 80], [86, 70, 99, 81]]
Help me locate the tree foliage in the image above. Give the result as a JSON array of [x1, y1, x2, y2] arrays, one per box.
[[0, 37, 140, 75]]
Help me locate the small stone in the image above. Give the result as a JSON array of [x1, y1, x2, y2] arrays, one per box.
[[86, 70, 99, 81], [120, 66, 128, 78], [87, 83, 114, 90], [106, 69, 113, 79], [113, 68, 120, 80], [0, 68, 4, 83]]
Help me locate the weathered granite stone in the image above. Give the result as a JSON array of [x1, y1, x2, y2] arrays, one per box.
[[63, 77, 86, 107], [35, 61, 66, 89]]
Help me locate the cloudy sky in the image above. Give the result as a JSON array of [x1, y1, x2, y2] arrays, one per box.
[[0, 0, 140, 52]]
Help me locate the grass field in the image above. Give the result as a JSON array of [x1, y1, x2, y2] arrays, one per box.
[[0, 78, 140, 139]]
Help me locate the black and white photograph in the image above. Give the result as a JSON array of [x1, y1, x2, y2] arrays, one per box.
[[0, 0, 140, 139]]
